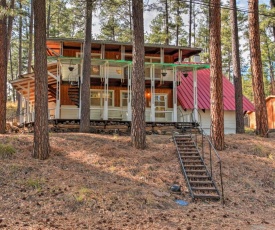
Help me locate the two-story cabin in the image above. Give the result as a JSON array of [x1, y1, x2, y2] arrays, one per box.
[[11, 38, 209, 124]]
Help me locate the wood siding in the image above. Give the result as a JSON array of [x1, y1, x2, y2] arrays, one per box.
[[61, 84, 173, 108]]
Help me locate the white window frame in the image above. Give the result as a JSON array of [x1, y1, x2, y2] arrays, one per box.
[[120, 90, 128, 107], [155, 93, 167, 119], [90, 89, 114, 107]]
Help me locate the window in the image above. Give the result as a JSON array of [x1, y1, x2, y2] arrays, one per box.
[[121, 91, 128, 107], [91, 90, 114, 106], [155, 94, 167, 118]]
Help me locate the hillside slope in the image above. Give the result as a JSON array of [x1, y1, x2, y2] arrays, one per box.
[[0, 133, 274, 229]]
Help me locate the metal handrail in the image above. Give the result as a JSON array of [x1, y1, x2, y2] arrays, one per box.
[[189, 110, 224, 205]]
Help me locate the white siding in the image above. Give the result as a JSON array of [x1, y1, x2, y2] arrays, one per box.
[[177, 107, 236, 134]]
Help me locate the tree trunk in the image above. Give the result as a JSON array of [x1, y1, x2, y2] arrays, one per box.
[[164, 0, 169, 45], [230, 0, 244, 133], [0, 0, 8, 134], [128, 0, 132, 42], [131, 0, 146, 149], [189, 0, 192, 47], [248, 0, 268, 136], [17, 0, 23, 116], [33, 0, 50, 159], [79, 0, 92, 133], [46, 0, 51, 38], [175, 0, 180, 46], [270, 0, 275, 41], [209, 0, 224, 150], [28, 0, 34, 73], [6, 0, 14, 58]]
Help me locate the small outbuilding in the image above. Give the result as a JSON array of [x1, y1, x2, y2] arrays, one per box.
[[248, 95, 275, 130]]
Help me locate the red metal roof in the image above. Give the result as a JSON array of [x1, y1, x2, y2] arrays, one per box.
[[177, 69, 255, 111]]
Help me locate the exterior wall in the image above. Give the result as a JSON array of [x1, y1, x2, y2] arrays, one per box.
[[59, 83, 174, 121], [267, 97, 275, 129], [248, 97, 275, 130], [177, 107, 237, 134]]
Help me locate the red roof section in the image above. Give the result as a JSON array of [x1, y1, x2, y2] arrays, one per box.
[[177, 69, 255, 111]]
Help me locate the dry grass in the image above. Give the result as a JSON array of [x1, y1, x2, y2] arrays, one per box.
[[0, 132, 274, 229]]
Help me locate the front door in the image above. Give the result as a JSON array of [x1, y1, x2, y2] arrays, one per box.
[[155, 94, 167, 121]]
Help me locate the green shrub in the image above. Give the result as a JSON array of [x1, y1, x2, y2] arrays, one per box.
[[0, 144, 16, 159]]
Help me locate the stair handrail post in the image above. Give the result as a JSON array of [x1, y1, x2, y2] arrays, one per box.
[[219, 161, 225, 205], [209, 141, 213, 177], [201, 129, 204, 159]]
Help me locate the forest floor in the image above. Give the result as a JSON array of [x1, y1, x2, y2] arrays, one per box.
[[0, 131, 275, 230]]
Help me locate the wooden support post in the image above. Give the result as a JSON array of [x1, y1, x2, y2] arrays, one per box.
[[103, 62, 109, 120], [173, 67, 177, 122], [193, 67, 198, 122], [127, 64, 132, 121], [151, 64, 155, 122]]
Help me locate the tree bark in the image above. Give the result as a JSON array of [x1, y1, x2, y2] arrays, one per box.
[[189, 0, 192, 47], [131, 0, 146, 149], [0, 0, 8, 134], [28, 0, 34, 73], [248, 0, 268, 136], [164, 0, 169, 45], [33, 0, 50, 159], [79, 0, 92, 133], [230, 0, 244, 133], [209, 0, 224, 150], [46, 0, 51, 38], [17, 0, 23, 116], [270, 0, 275, 41]]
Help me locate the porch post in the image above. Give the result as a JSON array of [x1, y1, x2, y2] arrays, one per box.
[[127, 64, 132, 120], [103, 62, 109, 120], [121, 45, 125, 60], [55, 65, 61, 119], [78, 55, 83, 119], [26, 82, 30, 122], [151, 64, 155, 122], [193, 67, 198, 121], [178, 49, 182, 63], [173, 67, 177, 122], [160, 48, 164, 63], [19, 95, 23, 124], [101, 44, 105, 59]]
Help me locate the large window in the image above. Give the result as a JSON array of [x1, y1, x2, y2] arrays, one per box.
[[155, 94, 167, 118], [120, 91, 128, 107], [91, 90, 114, 107]]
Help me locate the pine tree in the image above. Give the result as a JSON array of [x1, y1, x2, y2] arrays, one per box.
[[248, 0, 268, 136], [230, 0, 244, 133], [79, 0, 93, 133], [0, 0, 8, 133], [131, 0, 146, 149], [33, 0, 50, 159], [209, 0, 224, 150]]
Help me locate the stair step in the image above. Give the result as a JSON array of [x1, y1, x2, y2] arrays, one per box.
[[191, 187, 216, 191], [184, 165, 205, 168], [185, 170, 207, 173], [183, 160, 202, 163], [188, 175, 210, 179], [181, 156, 201, 159], [193, 194, 220, 200], [189, 181, 213, 185]]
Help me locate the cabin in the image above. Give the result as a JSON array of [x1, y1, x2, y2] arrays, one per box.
[[10, 38, 254, 134], [11, 38, 208, 124], [248, 95, 275, 130]]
